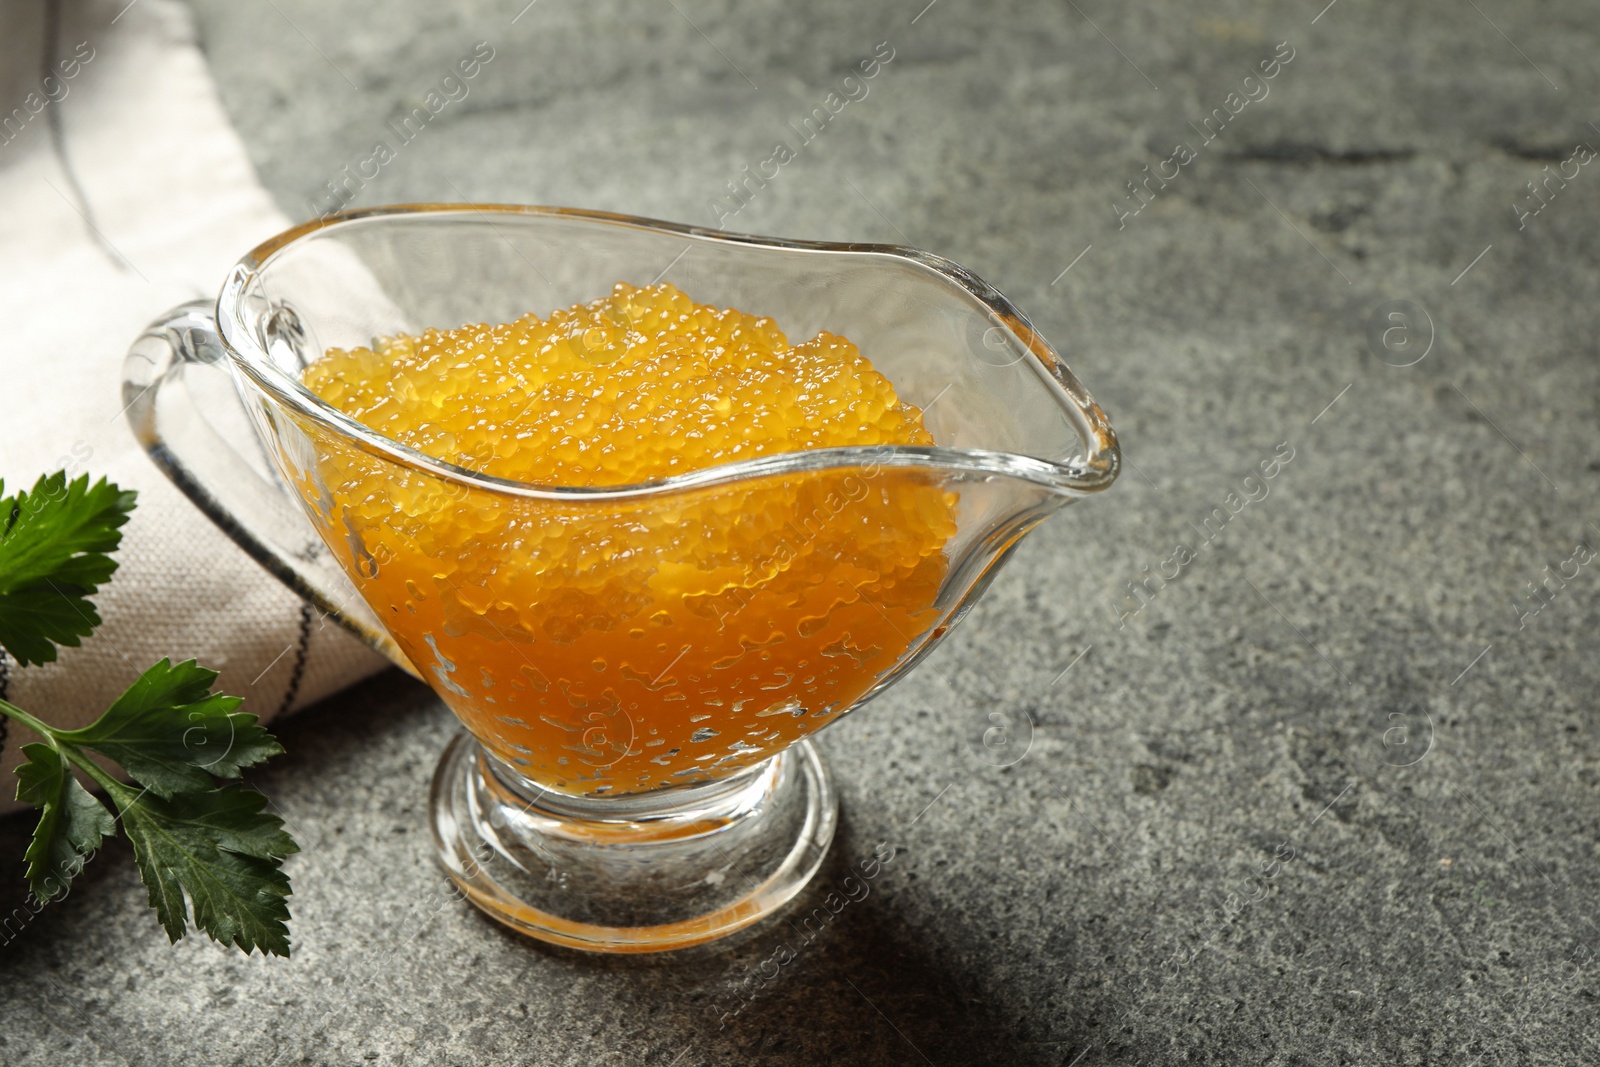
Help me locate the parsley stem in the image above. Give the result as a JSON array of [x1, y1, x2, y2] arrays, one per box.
[[0, 696, 128, 799], [57, 743, 128, 798], [0, 697, 56, 742]]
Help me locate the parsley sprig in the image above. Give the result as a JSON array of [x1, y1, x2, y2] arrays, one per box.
[[0, 471, 297, 956]]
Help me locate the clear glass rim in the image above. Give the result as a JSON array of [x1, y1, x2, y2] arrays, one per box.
[[216, 202, 1120, 502]]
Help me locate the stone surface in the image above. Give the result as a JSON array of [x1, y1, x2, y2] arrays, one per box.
[[4, 0, 1600, 1064]]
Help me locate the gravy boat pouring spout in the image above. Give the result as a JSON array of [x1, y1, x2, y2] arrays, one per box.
[[124, 204, 1119, 952]]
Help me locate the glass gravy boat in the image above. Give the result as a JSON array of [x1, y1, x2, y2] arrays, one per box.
[[124, 205, 1119, 952]]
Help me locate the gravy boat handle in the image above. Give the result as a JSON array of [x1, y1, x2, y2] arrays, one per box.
[[123, 300, 419, 676]]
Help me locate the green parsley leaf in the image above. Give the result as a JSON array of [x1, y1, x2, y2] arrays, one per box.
[[0, 469, 300, 957], [0, 473, 137, 666], [61, 659, 284, 798], [111, 781, 297, 957], [14, 742, 115, 904]]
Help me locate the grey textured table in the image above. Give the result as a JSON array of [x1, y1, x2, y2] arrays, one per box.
[[5, 1, 1600, 1064]]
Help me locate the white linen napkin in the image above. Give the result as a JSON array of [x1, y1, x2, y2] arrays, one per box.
[[0, 0, 390, 810]]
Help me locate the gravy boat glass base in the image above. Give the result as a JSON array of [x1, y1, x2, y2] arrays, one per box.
[[123, 205, 1118, 953], [433, 734, 833, 951]]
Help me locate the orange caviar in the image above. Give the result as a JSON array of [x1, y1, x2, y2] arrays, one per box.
[[300, 282, 954, 795]]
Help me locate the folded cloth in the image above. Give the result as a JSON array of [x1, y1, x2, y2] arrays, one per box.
[[0, 0, 389, 811]]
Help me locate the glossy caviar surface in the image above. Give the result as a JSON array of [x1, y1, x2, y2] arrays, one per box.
[[304, 282, 935, 485], [300, 283, 954, 795]]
